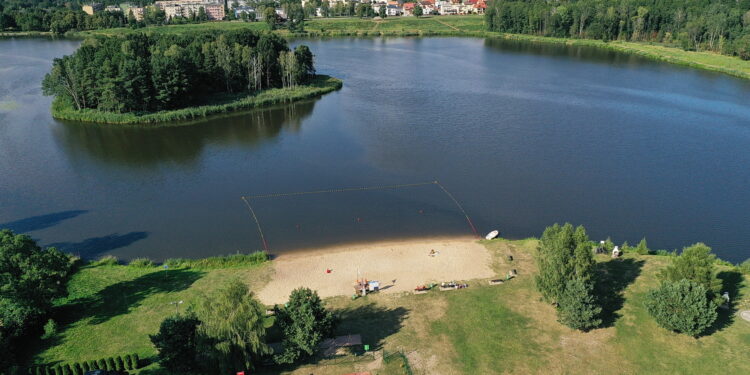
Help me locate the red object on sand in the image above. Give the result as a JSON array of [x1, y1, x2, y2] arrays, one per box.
[[326, 269, 332, 273]]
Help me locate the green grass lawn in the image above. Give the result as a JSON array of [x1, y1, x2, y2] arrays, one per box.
[[28, 238, 750, 374], [31, 262, 274, 371]]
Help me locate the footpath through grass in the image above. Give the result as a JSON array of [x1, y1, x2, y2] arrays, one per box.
[[73, 16, 750, 81]]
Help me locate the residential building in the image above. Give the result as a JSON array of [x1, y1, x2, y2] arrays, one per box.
[[82, 3, 104, 15], [154, 1, 226, 20], [129, 7, 145, 21], [234, 6, 256, 19], [386, 4, 401, 16]]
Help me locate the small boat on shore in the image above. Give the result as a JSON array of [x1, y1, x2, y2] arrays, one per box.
[[485, 230, 499, 240]]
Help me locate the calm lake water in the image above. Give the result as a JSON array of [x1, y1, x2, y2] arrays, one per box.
[[1, 37, 749, 262]]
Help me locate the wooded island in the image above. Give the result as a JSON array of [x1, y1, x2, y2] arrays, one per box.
[[42, 29, 340, 124]]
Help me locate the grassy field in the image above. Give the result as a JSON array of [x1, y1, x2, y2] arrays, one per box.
[[71, 15, 750, 81], [51, 75, 342, 125], [29, 238, 750, 374]]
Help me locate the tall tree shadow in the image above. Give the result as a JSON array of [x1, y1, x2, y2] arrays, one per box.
[[333, 303, 408, 351], [594, 258, 645, 327], [56, 268, 204, 326], [48, 231, 149, 259], [704, 270, 745, 336], [0, 210, 88, 233]]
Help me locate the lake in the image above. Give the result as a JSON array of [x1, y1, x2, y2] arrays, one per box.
[[1, 36, 749, 262]]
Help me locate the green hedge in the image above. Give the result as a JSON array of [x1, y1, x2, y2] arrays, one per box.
[[51, 75, 342, 125]]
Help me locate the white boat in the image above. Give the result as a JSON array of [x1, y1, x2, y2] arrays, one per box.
[[485, 230, 499, 240]]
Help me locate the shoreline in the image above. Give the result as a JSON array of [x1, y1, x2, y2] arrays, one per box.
[[50, 75, 342, 125], [58, 16, 750, 82]]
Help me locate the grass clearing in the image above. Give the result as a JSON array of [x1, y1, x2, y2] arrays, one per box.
[[29, 238, 750, 374], [31, 261, 274, 370]]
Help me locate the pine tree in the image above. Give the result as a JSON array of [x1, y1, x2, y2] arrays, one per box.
[[644, 279, 717, 337], [274, 288, 336, 364], [636, 238, 649, 255], [557, 278, 602, 331], [660, 243, 722, 300]]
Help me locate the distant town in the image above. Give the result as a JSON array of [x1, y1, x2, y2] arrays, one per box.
[[82, 0, 488, 22]]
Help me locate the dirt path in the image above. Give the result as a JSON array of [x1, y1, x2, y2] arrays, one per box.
[[433, 18, 461, 32], [256, 236, 494, 305]]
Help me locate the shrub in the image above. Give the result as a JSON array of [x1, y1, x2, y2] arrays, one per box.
[[128, 257, 154, 267], [82, 362, 90, 372], [96, 359, 105, 370], [88, 360, 98, 370], [42, 319, 57, 339], [34, 367, 43, 375], [620, 241, 630, 253], [72, 363, 82, 375], [635, 238, 649, 255], [124, 355, 132, 370], [131, 354, 140, 369], [644, 279, 718, 337], [53, 366, 61, 375], [660, 243, 722, 301], [740, 259, 750, 274], [105, 358, 115, 371], [115, 356, 124, 371], [62, 364, 71, 375], [92, 255, 119, 266]]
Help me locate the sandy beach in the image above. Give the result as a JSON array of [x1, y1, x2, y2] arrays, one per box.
[[255, 236, 495, 305]]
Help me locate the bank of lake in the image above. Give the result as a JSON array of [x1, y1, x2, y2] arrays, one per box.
[[68, 15, 750, 81]]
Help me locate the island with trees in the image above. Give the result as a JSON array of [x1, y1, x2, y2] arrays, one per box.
[[41, 29, 342, 124]]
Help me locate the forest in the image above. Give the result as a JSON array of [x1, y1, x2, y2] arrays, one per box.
[[485, 0, 750, 60], [42, 29, 316, 113]]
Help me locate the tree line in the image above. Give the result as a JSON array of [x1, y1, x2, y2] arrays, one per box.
[[0, 230, 73, 372], [535, 223, 735, 337], [42, 30, 316, 114], [485, 0, 750, 60]]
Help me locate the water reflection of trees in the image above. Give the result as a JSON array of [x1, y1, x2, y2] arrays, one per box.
[[483, 38, 643, 66], [54, 99, 318, 167]]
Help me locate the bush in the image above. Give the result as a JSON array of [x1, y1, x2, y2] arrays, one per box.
[[739, 259, 750, 274], [71, 363, 81, 375], [124, 355, 132, 370], [42, 319, 57, 339], [128, 258, 154, 267], [53, 366, 61, 375], [635, 238, 649, 255], [115, 356, 124, 371], [131, 354, 140, 369], [81, 362, 90, 372], [105, 358, 115, 371], [96, 359, 105, 370], [63, 364, 71, 375], [92, 255, 119, 266], [88, 360, 97, 370], [644, 279, 718, 337]]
